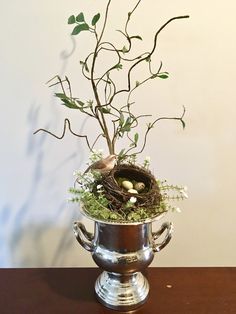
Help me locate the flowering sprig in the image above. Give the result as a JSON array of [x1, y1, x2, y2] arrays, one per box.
[[125, 196, 137, 209], [72, 170, 97, 192], [159, 180, 188, 200], [158, 180, 188, 213], [143, 156, 151, 169], [88, 149, 104, 164]]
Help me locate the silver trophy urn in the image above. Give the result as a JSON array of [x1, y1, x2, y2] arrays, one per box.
[[73, 213, 172, 311]]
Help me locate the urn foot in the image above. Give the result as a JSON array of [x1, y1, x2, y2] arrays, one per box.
[[95, 271, 149, 311]]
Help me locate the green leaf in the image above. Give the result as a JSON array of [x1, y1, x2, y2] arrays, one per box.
[[84, 63, 89, 72], [157, 73, 169, 79], [120, 117, 132, 133], [68, 15, 76, 24], [55, 93, 79, 109], [114, 63, 123, 70], [122, 46, 129, 53], [76, 100, 85, 107], [98, 106, 111, 114], [122, 118, 132, 132], [62, 99, 79, 109], [134, 133, 139, 144], [80, 60, 89, 72], [87, 100, 93, 107], [92, 13, 100, 26], [147, 122, 154, 129], [72, 23, 89, 35], [130, 35, 142, 40], [76, 12, 85, 23], [181, 120, 186, 129], [55, 93, 67, 100], [122, 125, 131, 132], [119, 112, 125, 125], [99, 107, 111, 114], [118, 148, 126, 157]]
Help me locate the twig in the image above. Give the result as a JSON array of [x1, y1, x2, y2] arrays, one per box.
[[90, 0, 114, 154], [108, 15, 190, 104], [134, 106, 186, 155], [33, 118, 93, 152]]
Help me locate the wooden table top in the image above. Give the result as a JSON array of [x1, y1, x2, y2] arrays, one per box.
[[0, 267, 235, 314]]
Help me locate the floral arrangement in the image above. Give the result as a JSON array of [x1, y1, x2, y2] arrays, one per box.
[[34, 0, 189, 223], [69, 150, 188, 222]]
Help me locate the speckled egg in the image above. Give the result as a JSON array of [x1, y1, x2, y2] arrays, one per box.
[[134, 182, 145, 192]]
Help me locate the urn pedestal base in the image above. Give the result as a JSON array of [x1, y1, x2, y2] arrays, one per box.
[[95, 271, 149, 311]]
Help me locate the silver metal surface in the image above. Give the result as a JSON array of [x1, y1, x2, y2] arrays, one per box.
[[73, 222, 94, 252], [73, 214, 173, 311], [152, 222, 173, 252], [95, 271, 149, 311]]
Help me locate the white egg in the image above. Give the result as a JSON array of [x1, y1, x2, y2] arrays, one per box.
[[128, 189, 138, 194], [122, 180, 133, 190]]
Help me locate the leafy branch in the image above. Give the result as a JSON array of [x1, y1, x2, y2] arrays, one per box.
[[126, 106, 186, 156], [34, 0, 189, 158]]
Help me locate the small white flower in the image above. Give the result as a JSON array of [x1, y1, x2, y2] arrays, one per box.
[[73, 170, 80, 176], [85, 172, 95, 183], [129, 196, 137, 203], [175, 207, 182, 213], [180, 190, 188, 199], [89, 149, 104, 163], [97, 184, 103, 190]]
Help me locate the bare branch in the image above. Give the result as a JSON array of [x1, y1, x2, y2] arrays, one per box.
[[33, 118, 93, 152], [90, 0, 114, 154], [108, 15, 190, 104], [91, 133, 104, 150], [65, 76, 72, 98], [98, 0, 112, 45], [133, 106, 186, 155]]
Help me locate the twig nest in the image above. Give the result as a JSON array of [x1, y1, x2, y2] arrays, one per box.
[[100, 164, 161, 212]]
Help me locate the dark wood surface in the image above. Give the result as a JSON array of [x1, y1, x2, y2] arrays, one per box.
[[0, 267, 235, 314]]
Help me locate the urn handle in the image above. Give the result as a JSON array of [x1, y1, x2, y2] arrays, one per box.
[[73, 221, 94, 252], [152, 222, 173, 253]]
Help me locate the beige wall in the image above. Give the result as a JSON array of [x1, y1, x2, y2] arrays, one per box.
[[0, 0, 235, 267]]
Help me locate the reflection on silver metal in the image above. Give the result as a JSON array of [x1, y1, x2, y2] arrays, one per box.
[[95, 271, 149, 311], [73, 212, 173, 311]]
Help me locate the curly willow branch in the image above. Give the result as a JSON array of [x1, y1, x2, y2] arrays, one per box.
[[108, 15, 190, 105], [126, 106, 186, 156], [33, 118, 93, 152]]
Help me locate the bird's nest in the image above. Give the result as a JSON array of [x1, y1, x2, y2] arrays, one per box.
[[99, 163, 162, 213]]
